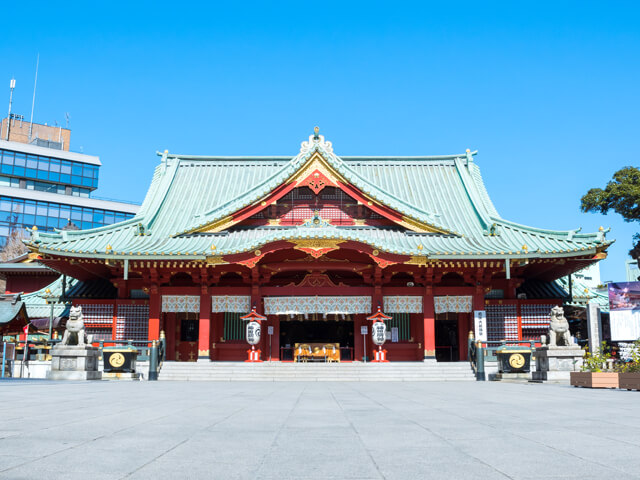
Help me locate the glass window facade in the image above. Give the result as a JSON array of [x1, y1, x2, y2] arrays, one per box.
[[0, 148, 99, 190], [0, 195, 134, 246]]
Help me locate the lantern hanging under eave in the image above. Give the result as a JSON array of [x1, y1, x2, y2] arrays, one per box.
[[367, 306, 391, 362], [241, 307, 267, 361], [367, 306, 391, 346]]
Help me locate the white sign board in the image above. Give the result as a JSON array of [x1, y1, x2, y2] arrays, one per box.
[[267, 326, 274, 335], [391, 327, 399, 343], [360, 326, 368, 335], [608, 282, 640, 341], [474, 310, 487, 342], [610, 310, 640, 341]]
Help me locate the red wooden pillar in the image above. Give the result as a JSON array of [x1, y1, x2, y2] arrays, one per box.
[[250, 268, 265, 356], [111, 300, 118, 341], [353, 315, 366, 361], [148, 292, 161, 342], [458, 313, 469, 361], [198, 292, 211, 361], [165, 312, 176, 360], [269, 315, 280, 361], [423, 286, 436, 360]]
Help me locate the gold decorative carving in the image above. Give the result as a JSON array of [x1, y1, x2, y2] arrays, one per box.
[[288, 152, 342, 188], [286, 273, 347, 288], [292, 239, 344, 258], [198, 349, 210, 357], [206, 256, 228, 266], [406, 256, 429, 266]]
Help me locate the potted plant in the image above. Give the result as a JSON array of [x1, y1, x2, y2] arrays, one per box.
[[570, 342, 619, 388], [617, 340, 640, 391]]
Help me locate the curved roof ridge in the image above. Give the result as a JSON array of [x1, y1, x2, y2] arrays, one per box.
[[159, 151, 478, 162], [467, 162, 500, 217], [142, 158, 185, 230], [452, 157, 492, 230], [135, 161, 175, 219], [492, 217, 604, 240], [32, 216, 139, 242]]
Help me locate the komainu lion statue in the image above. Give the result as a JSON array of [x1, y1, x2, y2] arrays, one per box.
[[60, 305, 92, 346], [546, 306, 574, 347]]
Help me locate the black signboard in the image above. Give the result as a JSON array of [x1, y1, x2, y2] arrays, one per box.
[[496, 349, 531, 373], [103, 349, 138, 373]]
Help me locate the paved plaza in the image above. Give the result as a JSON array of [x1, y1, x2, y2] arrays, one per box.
[[0, 380, 639, 480]]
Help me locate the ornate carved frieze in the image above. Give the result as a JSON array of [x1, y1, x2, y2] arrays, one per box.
[[292, 239, 344, 258]]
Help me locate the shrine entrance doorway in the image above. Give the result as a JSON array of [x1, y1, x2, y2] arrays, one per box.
[[173, 312, 199, 362], [435, 312, 459, 362], [278, 315, 355, 361]]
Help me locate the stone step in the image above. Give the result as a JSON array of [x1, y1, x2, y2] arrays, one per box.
[[156, 361, 476, 381]]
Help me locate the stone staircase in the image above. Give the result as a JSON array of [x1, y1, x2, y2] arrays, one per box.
[[158, 361, 477, 382]]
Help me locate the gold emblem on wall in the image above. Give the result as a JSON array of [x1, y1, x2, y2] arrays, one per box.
[[508, 353, 525, 369], [108, 352, 126, 368]]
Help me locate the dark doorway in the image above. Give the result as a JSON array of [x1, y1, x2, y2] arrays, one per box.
[[279, 320, 354, 360], [435, 313, 459, 362], [175, 312, 199, 362]]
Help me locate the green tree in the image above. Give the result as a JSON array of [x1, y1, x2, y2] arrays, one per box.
[[581, 166, 640, 264]]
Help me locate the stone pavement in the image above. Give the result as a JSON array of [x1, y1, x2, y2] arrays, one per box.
[[0, 380, 639, 480]]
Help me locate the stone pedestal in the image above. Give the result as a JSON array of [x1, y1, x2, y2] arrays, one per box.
[[493, 372, 531, 382], [102, 372, 140, 381], [532, 346, 584, 383], [47, 346, 102, 381]]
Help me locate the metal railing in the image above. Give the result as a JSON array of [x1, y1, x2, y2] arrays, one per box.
[[483, 340, 536, 360], [4, 333, 167, 380], [467, 332, 485, 381]]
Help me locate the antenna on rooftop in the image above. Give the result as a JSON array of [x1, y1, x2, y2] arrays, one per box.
[[65, 112, 70, 128], [5, 78, 16, 141], [28, 53, 39, 141]]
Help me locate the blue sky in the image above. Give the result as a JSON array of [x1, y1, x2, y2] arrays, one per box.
[[1, 1, 638, 282]]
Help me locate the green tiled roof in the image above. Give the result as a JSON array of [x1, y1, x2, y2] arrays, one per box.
[[29, 135, 612, 263], [0, 295, 26, 325], [21, 276, 78, 319]]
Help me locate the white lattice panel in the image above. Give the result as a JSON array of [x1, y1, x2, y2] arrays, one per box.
[[486, 304, 518, 341], [116, 304, 149, 342], [521, 303, 556, 340]]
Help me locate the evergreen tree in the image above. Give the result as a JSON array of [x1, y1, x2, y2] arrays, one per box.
[[581, 166, 640, 264]]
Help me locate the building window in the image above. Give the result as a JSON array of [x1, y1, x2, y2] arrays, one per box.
[[386, 313, 411, 341], [223, 312, 244, 341], [0, 195, 135, 244], [0, 148, 100, 189]]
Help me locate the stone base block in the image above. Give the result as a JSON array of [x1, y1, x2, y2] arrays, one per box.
[[533, 346, 584, 384], [493, 372, 531, 382], [102, 372, 140, 381], [48, 345, 101, 381], [532, 370, 573, 383], [47, 370, 102, 380]]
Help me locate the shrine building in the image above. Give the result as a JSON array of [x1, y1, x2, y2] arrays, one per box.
[[26, 130, 612, 363]]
